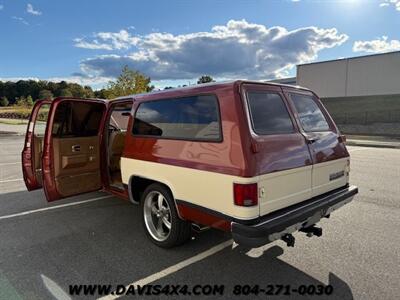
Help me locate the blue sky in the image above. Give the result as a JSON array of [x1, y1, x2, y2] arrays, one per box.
[[0, 0, 399, 89]]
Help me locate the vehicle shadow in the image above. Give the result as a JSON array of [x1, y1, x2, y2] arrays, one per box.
[[0, 189, 353, 300], [209, 244, 354, 300]]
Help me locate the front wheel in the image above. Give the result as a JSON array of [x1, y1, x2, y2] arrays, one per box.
[[141, 183, 192, 248]]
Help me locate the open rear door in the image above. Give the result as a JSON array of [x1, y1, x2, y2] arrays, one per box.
[[22, 99, 51, 191], [41, 98, 108, 202]]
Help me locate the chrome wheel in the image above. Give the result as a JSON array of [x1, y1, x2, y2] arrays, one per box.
[[143, 191, 172, 242]]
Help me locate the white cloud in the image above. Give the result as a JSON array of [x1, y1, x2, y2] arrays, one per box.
[[380, 0, 400, 10], [0, 77, 40, 82], [27, 3, 42, 15], [74, 30, 139, 50], [74, 38, 115, 50], [76, 19, 348, 81], [12, 16, 29, 25], [0, 4, 4, 10], [353, 36, 400, 53], [47, 75, 113, 87]]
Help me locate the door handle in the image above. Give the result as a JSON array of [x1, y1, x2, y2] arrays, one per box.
[[306, 137, 318, 144], [72, 145, 81, 152]]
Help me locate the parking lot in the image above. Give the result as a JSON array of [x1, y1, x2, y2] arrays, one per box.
[[0, 135, 399, 300]]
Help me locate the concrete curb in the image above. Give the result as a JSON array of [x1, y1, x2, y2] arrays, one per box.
[[0, 132, 23, 136], [346, 140, 400, 149]]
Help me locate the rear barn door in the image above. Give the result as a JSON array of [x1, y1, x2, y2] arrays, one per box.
[[42, 98, 107, 201], [284, 89, 349, 197], [22, 99, 51, 191], [241, 83, 313, 216]]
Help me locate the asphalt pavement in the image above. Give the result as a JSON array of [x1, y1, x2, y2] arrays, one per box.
[[0, 136, 399, 300]]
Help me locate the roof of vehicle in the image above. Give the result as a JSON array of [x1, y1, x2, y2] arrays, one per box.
[[114, 80, 311, 102]]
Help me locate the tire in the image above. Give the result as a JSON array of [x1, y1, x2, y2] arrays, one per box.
[[141, 183, 192, 248]]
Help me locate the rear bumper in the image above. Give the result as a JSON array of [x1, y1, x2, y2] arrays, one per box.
[[231, 185, 358, 248]]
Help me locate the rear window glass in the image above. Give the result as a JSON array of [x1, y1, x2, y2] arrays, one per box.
[[52, 101, 104, 137], [132, 95, 221, 141], [290, 94, 330, 132], [247, 91, 294, 135]]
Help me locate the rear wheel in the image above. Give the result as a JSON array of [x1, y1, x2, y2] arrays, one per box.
[[141, 183, 191, 248]]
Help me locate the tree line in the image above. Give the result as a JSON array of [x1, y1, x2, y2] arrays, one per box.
[[0, 66, 216, 107], [0, 80, 95, 107]]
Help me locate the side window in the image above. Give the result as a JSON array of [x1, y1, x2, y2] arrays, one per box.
[[109, 103, 132, 131], [52, 102, 104, 137], [247, 91, 294, 135], [132, 95, 221, 141], [290, 94, 330, 132]]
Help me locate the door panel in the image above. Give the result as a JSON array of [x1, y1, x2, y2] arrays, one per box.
[[284, 90, 349, 197], [42, 98, 107, 202], [22, 100, 51, 191], [52, 136, 101, 197], [312, 156, 349, 196]]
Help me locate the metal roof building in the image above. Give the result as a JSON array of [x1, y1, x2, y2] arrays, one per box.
[[274, 51, 400, 136]]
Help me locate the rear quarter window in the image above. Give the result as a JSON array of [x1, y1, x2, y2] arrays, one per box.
[[246, 91, 294, 135], [290, 94, 330, 132], [132, 95, 222, 141]]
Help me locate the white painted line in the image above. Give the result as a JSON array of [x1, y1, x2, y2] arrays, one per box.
[[0, 178, 23, 183], [348, 148, 368, 153], [98, 239, 234, 300], [0, 195, 113, 221], [41, 274, 71, 300], [0, 162, 20, 166]]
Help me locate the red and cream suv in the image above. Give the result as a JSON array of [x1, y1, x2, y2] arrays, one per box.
[[22, 80, 358, 248]]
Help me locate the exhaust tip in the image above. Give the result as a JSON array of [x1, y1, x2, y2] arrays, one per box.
[[191, 223, 210, 233]]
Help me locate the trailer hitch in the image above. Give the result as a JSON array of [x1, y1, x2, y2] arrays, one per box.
[[281, 234, 295, 247], [300, 225, 322, 237]]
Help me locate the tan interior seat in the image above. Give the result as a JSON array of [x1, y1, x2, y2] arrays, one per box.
[[109, 131, 126, 172]]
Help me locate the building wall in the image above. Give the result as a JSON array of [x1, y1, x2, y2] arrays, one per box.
[[295, 51, 400, 136], [297, 59, 347, 98], [297, 51, 400, 98], [322, 94, 400, 123]]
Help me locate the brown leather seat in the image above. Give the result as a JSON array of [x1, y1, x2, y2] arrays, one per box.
[[109, 132, 126, 172]]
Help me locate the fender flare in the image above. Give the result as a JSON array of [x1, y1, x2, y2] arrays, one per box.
[[127, 174, 184, 220]]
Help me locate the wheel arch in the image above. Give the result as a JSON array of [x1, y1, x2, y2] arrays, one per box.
[[128, 174, 184, 219]]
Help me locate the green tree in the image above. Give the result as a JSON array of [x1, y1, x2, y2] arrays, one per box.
[[94, 89, 108, 99], [59, 88, 73, 97], [0, 79, 97, 104], [104, 66, 154, 99], [26, 95, 34, 107], [38, 89, 53, 100], [83, 86, 95, 98], [0, 96, 9, 107], [15, 96, 27, 106], [67, 83, 84, 97], [197, 75, 215, 84]]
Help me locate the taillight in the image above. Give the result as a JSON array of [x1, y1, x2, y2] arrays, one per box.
[[233, 183, 258, 207]]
